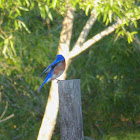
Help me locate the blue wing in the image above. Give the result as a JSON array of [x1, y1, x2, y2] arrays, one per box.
[[40, 59, 63, 77], [38, 68, 54, 92]]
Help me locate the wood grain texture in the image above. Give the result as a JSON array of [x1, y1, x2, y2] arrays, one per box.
[[58, 79, 84, 140]]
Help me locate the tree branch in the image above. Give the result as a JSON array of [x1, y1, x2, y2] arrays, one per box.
[[0, 101, 14, 123], [0, 114, 14, 123], [68, 18, 130, 59], [73, 9, 98, 48], [0, 101, 8, 120]]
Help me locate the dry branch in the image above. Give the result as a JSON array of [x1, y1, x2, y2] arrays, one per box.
[[74, 9, 98, 48], [0, 114, 14, 123], [69, 19, 127, 59]]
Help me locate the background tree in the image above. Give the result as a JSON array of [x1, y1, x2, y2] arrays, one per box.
[[0, 0, 140, 139]]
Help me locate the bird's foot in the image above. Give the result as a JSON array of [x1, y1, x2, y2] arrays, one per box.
[[56, 79, 61, 83]]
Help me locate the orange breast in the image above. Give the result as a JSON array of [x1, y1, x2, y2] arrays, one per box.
[[53, 60, 65, 75]]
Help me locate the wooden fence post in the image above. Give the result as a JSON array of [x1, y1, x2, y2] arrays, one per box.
[[58, 79, 84, 140]]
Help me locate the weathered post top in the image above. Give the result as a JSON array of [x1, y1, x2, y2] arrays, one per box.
[[58, 79, 84, 140]]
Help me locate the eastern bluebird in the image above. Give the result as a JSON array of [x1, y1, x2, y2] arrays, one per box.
[[38, 54, 65, 92]]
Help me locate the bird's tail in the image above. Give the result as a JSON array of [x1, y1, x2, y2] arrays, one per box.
[[38, 78, 49, 93], [38, 69, 53, 92]]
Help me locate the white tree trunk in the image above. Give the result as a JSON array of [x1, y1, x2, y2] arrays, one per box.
[[37, 5, 74, 140]]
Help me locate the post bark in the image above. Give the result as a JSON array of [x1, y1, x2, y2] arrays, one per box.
[[58, 79, 84, 140]]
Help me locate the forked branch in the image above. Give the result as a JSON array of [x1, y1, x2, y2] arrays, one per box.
[[69, 18, 139, 59]]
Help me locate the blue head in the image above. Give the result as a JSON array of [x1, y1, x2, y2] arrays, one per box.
[[56, 54, 65, 61]]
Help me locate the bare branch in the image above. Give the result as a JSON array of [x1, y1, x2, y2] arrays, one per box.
[[0, 100, 14, 123], [0, 114, 14, 123], [68, 18, 129, 59], [0, 101, 8, 120], [73, 9, 98, 48]]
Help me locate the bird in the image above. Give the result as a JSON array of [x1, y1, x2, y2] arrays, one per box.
[[38, 54, 65, 92]]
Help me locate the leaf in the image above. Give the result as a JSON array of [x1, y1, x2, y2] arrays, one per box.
[[105, 18, 109, 25], [38, 3, 46, 19], [19, 6, 29, 11], [118, 30, 124, 36], [2, 39, 9, 58], [14, 20, 19, 30], [97, 13, 101, 21], [110, 0, 113, 6], [104, 5, 109, 12], [133, 21, 137, 28], [30, 1, 35, 10], [0, 0, 4, 9], [103, 13, 107, 23], [85, 4, 91, 16], [127, 34, 133, 44], [20, 21, 31, 33], [47, 0, 50, 5], [10, 40, 16, 56], [115, 28, 120, 34], [15, 8, 21, 16], [52, 0, 57, 8], [113, 7, 122, 17], [42, 6, 46, 19], [45, 5, 53, 20], [25, 0, 30, 7], [109, 10, 112, 22], [117, 0, 122, 7], [130, 31, 138, 36]]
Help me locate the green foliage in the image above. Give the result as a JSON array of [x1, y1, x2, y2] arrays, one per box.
[[69, 19, 140, 139], [66, 13, 140, 139], [0, 2, 62, 138], [74, 0, 140, 43], [0, 0, 140, 139]]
